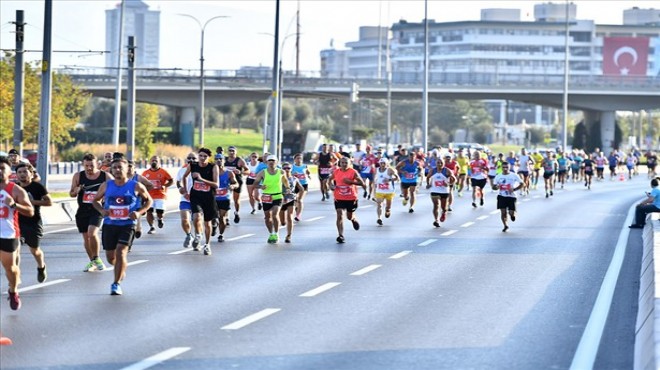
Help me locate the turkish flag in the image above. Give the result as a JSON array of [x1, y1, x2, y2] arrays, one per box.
[[602, 37, 649, 76]]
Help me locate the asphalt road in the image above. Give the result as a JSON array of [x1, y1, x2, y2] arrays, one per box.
[[0, 174, 648, 370]]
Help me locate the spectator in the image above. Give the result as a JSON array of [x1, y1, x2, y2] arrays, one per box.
[[629, 178, 660, 228]]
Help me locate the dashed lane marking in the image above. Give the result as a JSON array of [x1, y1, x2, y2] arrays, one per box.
[[105, 260, 149, 271], [221, 308, 281, 330], [441, 230, 458, 236], [120, 347, 191, 370], [489, 210, 500, 215], [4, 279, 71, 294], [389, 250, 412, 259], [305, 216, 325, 222], [461, 222, 475, 228], [44, 227, 77, 234], [226, 233, 255, 241], [476, 215, 489, 220], [350, 264, 382, 276], [168, 249, 192, 255], [417, 239, 437, 247], [299, 282, 341, 297]]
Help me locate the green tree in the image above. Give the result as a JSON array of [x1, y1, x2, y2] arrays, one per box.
[[236, 102, 255, 134], [0, 53, 90, 154], [572, 121, 588, 149], [135, 103, 160, 158]]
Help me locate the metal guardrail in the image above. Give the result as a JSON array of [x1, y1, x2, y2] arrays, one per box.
[[47, 159, 183, 175]]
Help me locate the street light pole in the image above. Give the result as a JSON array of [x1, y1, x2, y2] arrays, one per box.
[[178, 14, 227, 148]]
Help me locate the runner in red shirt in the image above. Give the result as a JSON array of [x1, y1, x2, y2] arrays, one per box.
[[328, 157, 366, 244]]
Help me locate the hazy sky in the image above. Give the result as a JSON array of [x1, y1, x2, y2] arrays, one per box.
[[0, 0, 656, 73]]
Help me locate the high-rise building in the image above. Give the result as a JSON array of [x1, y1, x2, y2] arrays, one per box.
[[105, 0, 160, 69]]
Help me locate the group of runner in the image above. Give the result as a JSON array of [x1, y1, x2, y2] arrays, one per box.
[[0, 143, 646, 304]]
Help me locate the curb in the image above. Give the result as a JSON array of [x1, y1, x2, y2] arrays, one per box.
[[635, 213, 660, 370]]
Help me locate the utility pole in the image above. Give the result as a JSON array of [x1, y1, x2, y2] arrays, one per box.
[[13, 10, 25, 155], [126, 36, 136, 161], [112, 0, 125, 148], [269, 0, 281, 158], [295, 0, 300, 78], [37, 0, 53, 185], [421, 0, 429, 152]]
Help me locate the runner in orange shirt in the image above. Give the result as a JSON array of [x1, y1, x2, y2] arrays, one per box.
[[141, 156, 173, 234], [328, 157, 367, 244]]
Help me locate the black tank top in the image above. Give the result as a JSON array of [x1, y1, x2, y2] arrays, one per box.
[[190, 163, 215, 197], [319, 153, 332, 168], [76, 170, 107, 215], [224, 157, 243, 181]]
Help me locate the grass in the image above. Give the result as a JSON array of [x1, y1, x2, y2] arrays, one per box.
[[199, 128, 265, 155]]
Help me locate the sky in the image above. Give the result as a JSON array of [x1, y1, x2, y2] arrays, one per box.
[[0, 0, 657, 73]]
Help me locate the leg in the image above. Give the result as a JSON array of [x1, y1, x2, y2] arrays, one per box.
[[0, 250, 20, 293], [112, 245, 129, 284], [335, 209, 344, 237], [146, 209, 155, 228]]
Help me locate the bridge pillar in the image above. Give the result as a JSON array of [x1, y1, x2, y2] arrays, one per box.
[[583, 110, 616, 155], [180, 107, 195, 148]]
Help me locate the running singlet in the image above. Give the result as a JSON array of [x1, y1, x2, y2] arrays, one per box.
[[543, 160, 556, 173], [291, 164, 309, 185], [518, 155, 531, 172], [532, 153, 544, 170], [76, 171, 107, 216], [333, 168, 359, 201], [493, 173, 520, 198], [224, 157, 243, 181], [0, 182, 20, 238], [189, 163, 215, 197], [318, 153, 333, 176], [583, 159, 594, 173], [142, 168, 172, 200], [103, 180, 140, 226], [429, 168, 451, 194], [456, 156, 469, 175], [557, 157, 568, 171], [215, 171, 231, 200], [469, 159, 488, 180], [283, 176, 299, 203], [360, 157, 375, 175], [400, 160, 419, 184], [262, 169, 284, 202], [246, 161, 260, 181], [374, 168, 395, 194]]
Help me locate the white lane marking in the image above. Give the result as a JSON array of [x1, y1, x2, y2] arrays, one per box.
[[105, 260, 148, 271], [221, 308, 281, 330], [44, 227, 77, 234], [226, 233, 255, 241], [350, 264, 382, 276], [570, 202, 636, 369], [532, 195, 541, 199], [169, 249, 192, 255], [461, 222, 475, 228], [389, 250, 412, 259], [362, 205, 373, 209], [523, 198, 531, 202], [441, 230, 458, 236], [299, 282, 341, 297], [120, 347, 191, 370], [305, 216, 325, 222], [489, 210, 500, 215], [476, 215, 489, 220], [417, 239, 437, 247], [2, 279, 71, 294]]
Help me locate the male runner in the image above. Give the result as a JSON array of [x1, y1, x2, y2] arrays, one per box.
[[182, 148, 219, 255], [252, 155, 291, 243], [142, 155, 173, 234], [492, 161, 523, 232], [329, 157, 366, 243], [372, 158, 399, 225], [224, 146, 248, 224]]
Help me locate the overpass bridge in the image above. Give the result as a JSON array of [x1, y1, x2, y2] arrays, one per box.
[[59, 68, 660, 153]]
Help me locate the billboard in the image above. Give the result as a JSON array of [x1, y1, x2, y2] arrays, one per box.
[[602, 37, 649, 76]]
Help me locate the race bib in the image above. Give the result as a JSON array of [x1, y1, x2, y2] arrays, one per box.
[[337, 186, 352, 196], [225, 166, 236, 173], [261, 194, 273, 203], [500, 184, 512, 191], [216, 188, 228, 197], [0, 206, 9, 219], [294, 173, 306, 180], [248, 172, 257, 179], [434, 180, 447, 187], [404, 173, 415, 179], [193, 181, 210, 192], [378, 183, 390, 190], [82, 191, 97, 204], [320, 167, 332, 175], [150, 179, 162, 189], [109, 205, 130, 220], [585, 166, 592, 171], [472, 168, 482, 174]]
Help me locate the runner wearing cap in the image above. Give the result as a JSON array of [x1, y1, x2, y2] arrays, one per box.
[[224, 146, 248, 224], [252, 155, 291, 243], [291, 153, 311, 221], [329, 157, 366, 243], [372, 158, 399, 226]]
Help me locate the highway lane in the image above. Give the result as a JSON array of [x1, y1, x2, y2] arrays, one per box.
[[0, 175, 648, 369]]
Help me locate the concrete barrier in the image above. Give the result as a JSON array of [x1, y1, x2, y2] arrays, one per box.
[[635, 213, 660, 370]]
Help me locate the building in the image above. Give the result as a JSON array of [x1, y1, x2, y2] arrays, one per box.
[[320, 48, 349, 78], [105, 0, 160, 70]]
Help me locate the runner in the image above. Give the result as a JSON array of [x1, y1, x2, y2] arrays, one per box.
[[531, 149, 544, 189], [8, 149, 41, 183], [99, 151, 113, 172], [396, 151, 423, 213], [468, 150, 489, 208], [626, 151, 638, 180], [570, 149, 584, 183], [316, 144, 335, 201], [214, 155, 238, 243], [252, 155, 291, 243], [607, 150, 620, 181], [646, 150, 657, 179], [456, 150, 469, 196], [141, 155, 173, 234], [583, 154, 595, 190], [126, 160, 154, 239], [426, 158, 456, 227], [69, 153, 109, 272], [291, 153, 311, 221], [92, 157, 152, 295], [443, 153, 459, 212], [541, 152, 558, 198], [329, 157, 366, 243], [280, 162, 305, 243], [492, 161, 523, 232], [182, 148, 219, 255], [176, 153, 197, 248], [372, 158, 399, 226], [556, 151, 570, 189], [594, 151, 606, 181], [224, 146, 248, 224], [517, 148, 534, 195], [16, 163, 52, 283], [0, 156, 34, 310], [358, 146, 377, 199], [245, 152, 261, 214]]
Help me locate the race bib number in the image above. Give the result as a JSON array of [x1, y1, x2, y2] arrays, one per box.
[[225, 166, 236, 173], [150, 179, 162, 189], [585, 166, 592, 171], [193, 181, 210, 192], [434, 180, 447, 187], [82, 191, 97, 204], [320, 167, 332, 175], [472, 168, 482, 174], [109, 205, 130, 220], [500, 184, 512, 191], [404, 173, 415, 179], [378, 183, 390, 190], [261, 194, 273, 203], [337, 186, 352, 196], [0, 206, 9, 219], [248, 172, 257, 179], [216, 188, 228, 197], [295, 173, 306, 180]]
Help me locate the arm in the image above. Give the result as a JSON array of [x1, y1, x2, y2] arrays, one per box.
[[163, 172, 174, 189], [132, 183, 153, 219], [69, 172, 81, 197], [30, 188, 53, 207], [91, 182, 108, 217], [138, 174, 154, 191], [7, 186, 34, 218], [228, 172, 238, 189]]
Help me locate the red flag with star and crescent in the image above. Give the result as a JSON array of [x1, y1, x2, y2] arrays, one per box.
[[602, 37, 649, 76]]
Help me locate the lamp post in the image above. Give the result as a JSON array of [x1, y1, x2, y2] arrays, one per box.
[[178, 14, 227, 148]]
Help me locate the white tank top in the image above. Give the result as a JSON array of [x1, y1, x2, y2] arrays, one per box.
[[429, 169, 451, 194], [247, 161, 260, 179], [374, 168, 395, 194], [0, 183, 20, 239]]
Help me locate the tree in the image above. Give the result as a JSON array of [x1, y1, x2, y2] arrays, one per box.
[[0, 53, 90, 154], [135, 103, 160, 158], [236, 102, 255, 134], [572, 121, 588, 149]]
